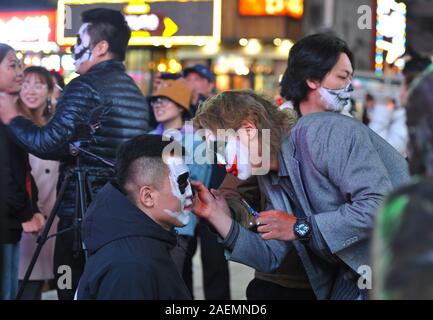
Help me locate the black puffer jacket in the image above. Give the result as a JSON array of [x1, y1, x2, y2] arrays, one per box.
[[77, 183, 191, 300], [8, 60, 150, 218]]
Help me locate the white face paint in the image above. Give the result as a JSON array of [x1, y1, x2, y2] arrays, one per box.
[[164, 157, 192, 226], [224, 137, 253, 180], [72, 23, 92, 73], [206, 131, 253, 181], [319, 83, 354, 112]]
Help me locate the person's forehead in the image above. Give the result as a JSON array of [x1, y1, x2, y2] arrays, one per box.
[[165, 156, 188, 171], [6, 51, 17, 61], [24, 73, 44, 82], [185, 72, 207, 81], [78, 23, 90, 36], [335, 53, 353, 74]]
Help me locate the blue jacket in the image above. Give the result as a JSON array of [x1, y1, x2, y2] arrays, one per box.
[[77, 183, 191, 300]]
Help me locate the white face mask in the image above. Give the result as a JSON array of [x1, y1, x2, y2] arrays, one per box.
[[319, 83, 353, 112], [224, 136, 253, 180], [164, 157, 192, 226], [207, 132, 253, 181], [72, 23, 92, 73]]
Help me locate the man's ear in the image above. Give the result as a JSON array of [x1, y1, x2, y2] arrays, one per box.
[[306, 79, 320, 90], [93, 40, 110, 57], [138, 186, 155, 208]]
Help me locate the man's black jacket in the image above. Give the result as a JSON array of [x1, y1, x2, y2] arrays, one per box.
[[7, 60, 150, 218], [77, 183, 191, 300]]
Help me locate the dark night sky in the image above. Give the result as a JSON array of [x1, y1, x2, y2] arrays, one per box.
[[0, 0, 57, 11]]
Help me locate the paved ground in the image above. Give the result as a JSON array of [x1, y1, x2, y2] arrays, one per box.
[[191, 245, 255, 300], [42, 243, 255, 300]]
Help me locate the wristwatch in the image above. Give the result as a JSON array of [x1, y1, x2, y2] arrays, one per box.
[[293, 218, 312, 243]]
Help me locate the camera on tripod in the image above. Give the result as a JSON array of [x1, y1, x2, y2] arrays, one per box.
[[17, 106, 114, 299]]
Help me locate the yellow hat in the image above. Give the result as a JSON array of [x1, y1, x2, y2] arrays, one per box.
[[150, 78, 192, 110]]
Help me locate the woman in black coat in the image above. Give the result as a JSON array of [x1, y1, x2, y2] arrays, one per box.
[[0, 43, 45, 300]]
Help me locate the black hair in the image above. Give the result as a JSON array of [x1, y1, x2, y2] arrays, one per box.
[[81, 8, 131, 61], [22, 66, 55, 120], [50, 70, 65, 89], [0, 43, 15, 63], [402, 56, 431, 86], [366, 93, 374, 101], [24, 66, 54, 92], [280, 33, 354, 115], [116, 134, 184, 194]]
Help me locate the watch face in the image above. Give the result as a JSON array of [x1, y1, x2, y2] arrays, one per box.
[[295, 222, 310, 237]]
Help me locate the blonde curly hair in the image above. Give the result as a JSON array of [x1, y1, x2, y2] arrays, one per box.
[[193, 90, 297, 156]]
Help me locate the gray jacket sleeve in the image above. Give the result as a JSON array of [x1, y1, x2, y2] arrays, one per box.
[[221, 221, 290, 273], [221, 181, 295, 272], [306, 117, 393, 256], [308, 216, 339, 264]]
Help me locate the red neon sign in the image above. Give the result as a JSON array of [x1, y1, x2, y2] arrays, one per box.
[[0, 10, 57, 43]]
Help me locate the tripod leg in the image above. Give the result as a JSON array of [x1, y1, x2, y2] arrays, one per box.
[[73, 168, 88, 260], [16, 171, 72, 300]]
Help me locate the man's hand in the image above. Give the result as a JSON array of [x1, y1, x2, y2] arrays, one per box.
[[0, 92, 19, 124], [22, 213, 46, 235], [191, 181, 222, 220], [256, 210, 297, 241], [191, 181, 233, 238]]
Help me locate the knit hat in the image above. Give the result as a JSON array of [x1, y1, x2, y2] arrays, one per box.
[[149, 78, 192, 110]]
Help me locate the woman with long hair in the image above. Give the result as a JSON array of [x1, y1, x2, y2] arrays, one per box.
[[17, 66, 59, 300], [0, 43, 45, 300]]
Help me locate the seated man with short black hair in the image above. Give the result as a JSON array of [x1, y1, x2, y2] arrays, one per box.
[[76, 134, 192, 300]]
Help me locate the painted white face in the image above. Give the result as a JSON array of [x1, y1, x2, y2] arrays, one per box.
[[206, 131, 253, 181], [72, 23, 92, 72], [319, 82, 354, 112], [164, 157, 193, 226]]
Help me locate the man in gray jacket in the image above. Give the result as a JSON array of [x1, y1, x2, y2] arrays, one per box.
[[191, 34, 409, 300]]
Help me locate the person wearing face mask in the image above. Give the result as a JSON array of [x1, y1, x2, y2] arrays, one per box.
[[76, 135, 192, 300], [190, 34, 410, 300], [367, 56, 431, 158], [0, 9, 150, 300]]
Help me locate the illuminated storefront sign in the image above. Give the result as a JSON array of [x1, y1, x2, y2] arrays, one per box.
[[0, 11, 58, 52], [57, 0, 221, 46], [239, 0, 303, 18], [375, 0, 407, 74]]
